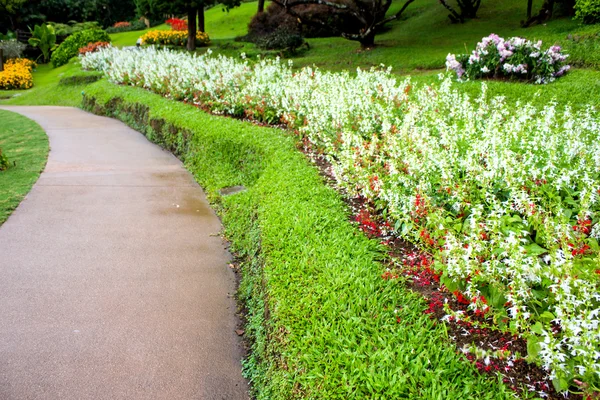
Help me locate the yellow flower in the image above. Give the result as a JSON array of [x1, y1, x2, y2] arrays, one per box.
[[140, 30, 210, 47], [0, 58, 36, 90]]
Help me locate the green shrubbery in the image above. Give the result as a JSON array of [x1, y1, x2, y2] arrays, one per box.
[[49, 21, 102, 40], [51, 29, 110, 67], [575, 0, 600, 23]]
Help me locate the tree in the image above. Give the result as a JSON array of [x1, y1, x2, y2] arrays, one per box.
[[272, 0, 416, 48], [0, 0, 27, 30], [521, 0, 574, 26], [137, 0, 240, 51], [438, 0, 482, 23], [257, 0, 265, 12]]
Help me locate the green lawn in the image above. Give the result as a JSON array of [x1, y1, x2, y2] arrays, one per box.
[[0, 109, 49, 225]]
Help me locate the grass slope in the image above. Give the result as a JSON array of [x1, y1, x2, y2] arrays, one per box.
[[82, 80, 517, 399], [0, 109, 49, 224]]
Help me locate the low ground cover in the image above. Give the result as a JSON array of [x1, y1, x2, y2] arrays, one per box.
[[0, 110, 48, 225], [81, 79, 517, 399]]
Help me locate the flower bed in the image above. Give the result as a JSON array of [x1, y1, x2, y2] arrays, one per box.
[[0, 58, 36, 90], [78, 41, 110, 55], [165, 17, 187, 31], [82, 46, 600, 394], [139, 30, 209, 47], [446, 34, 570, 84]]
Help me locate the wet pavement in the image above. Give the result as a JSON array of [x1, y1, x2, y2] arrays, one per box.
[[0, 106, 249, 400]]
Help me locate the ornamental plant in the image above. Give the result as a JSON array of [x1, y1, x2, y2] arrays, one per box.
[[78, 41, 110, 55], [82, 47, 600, 395], [113, 21, 131, 28], [140, 30, 209, 47], [0, 58, 36, 89], [165, 18, 188, 31], [446, 34, 570, 84], [28, 24, 57, 63], [51, 29, 110, 67]]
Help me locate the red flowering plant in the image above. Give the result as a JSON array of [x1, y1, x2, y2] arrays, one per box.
[[165, 18, 188, 31], [78, 41, 110, 55]]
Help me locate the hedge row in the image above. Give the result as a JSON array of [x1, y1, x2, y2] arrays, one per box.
[[80, 80, 514, 399]]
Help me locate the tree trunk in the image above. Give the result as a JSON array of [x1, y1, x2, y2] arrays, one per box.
[[257, 0, 265, 12], [359, 32, 376, 49], [198, 6, 205, 33], [0, 49, 4, 72], [526, 0, 533, 19], [187, 6, 198, 51]]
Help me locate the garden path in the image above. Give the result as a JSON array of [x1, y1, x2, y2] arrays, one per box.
[[0, 106, 249, 399]]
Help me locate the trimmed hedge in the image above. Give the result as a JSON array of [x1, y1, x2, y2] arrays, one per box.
[[51, 29, 110, 67], [81, 80, 515, 399]]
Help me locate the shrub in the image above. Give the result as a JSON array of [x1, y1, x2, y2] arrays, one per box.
[[165, 18, 187, 31], [106, 20, 147, 33], [0, 39, 27, 59], [446, 34, 570, 84], [113, 21, 131, 28], [78, 41, 110, 55], [0, 149, 8, 171], [246, 2, 361, 40], [254, 26, 304, 51], [575, 0, 600, 23], [140, 30, 209, 47], [51, 29, 110, 67], [0, 58, 36, 89], [49, 21, 102, 41]]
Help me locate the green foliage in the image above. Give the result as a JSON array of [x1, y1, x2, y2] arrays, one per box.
[[0, 148, 9, 171], [0, 0, 26, 13], [0, 110, 49, 225], [0, 30, 16, 40], [51, 29, 110, 67], [28, 24, 57, 63], [81, 80, 517, 400], [575, 0, 600, 23], [48, 21, 101, 39]]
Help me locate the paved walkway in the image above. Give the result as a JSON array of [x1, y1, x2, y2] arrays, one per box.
[[0, 106, 249, 399]]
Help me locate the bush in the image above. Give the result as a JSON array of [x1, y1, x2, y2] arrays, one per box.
[[78, 41, 110, 55], [575, 0, 600, 23], [446, 34, 570, 84], [165, 18, 187, 31], [254, 26, 304, 51], [0, 39, 27, 59], [51, 29, 110, 67], [246, 2, 361, 41], [49, 21, 102, 41], [140, 30, 210, 47], [105, 20, 146, 33], [0, 149, 8, 171], [0, 58, 36, 89]]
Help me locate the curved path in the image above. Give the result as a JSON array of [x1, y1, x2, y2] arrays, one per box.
[[0, 106, 249, 399]]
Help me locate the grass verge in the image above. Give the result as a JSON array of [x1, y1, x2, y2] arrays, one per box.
[[81, 79, 518, 399], [0, 109, 49, 225]]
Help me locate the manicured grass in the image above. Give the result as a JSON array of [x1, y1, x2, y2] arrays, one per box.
[[82, 80, 519, 399], [0, 110, 49, 225], [205, 2, 263, 39], [109, 23, 170, 47]]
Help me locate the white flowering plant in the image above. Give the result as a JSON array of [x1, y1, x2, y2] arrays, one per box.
[[446, 34, 571, 84], [82, 46, 600, 394]]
